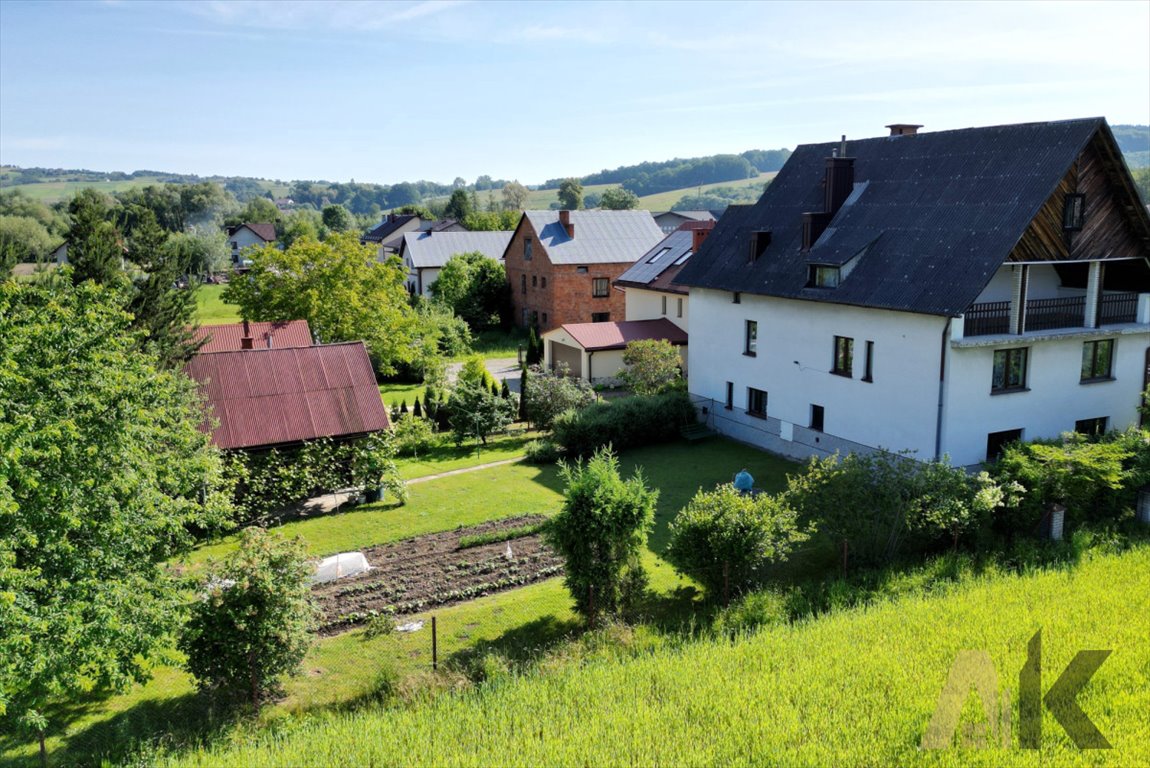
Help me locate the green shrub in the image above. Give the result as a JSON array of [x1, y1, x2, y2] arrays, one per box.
[[523, 438, 564, 464], [666, 484, 807, 600], [392, 413, 435, 457], [522, 364, 595, 430], [364, 608, 398, 639], [712, 589, 790, 636], [545, 448, 658, 623], [552, 390, 695, 457], [179, 528, 317, 707]]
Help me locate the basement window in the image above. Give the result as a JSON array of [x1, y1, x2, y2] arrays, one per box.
[[1063, 194, 1085, 231]]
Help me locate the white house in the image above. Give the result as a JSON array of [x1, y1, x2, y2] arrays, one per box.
[[226, 222, 276, 266], [398, 229, 513, 296], [675, 119, 1150, 468]]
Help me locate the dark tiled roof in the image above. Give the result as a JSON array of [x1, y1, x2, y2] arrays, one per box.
[[185, 342, 389, 450], [675, 117, 1145, 317], [555, 318, 688, 351], [363, 214, 418, 244], [193, 320, 313, 353]]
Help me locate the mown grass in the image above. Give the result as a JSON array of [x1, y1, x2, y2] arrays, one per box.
[[159, 543, 1150, 768], [378, 380, 426, 408], [396, 428, 543, 480], [194, 283, 241, 324]]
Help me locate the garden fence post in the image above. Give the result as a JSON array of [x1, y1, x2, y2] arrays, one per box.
[[432, 615, 438, 671]]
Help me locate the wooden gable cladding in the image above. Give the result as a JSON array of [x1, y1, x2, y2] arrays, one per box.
[[1008, 130, 1148, 264]]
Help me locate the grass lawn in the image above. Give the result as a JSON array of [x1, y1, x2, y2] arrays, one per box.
[[378, 380, 426, 408], [195, 283, 241, 324], [636, 173, 776, 211], [395, 428, 543, 480], [160, 543, 1150, 768]]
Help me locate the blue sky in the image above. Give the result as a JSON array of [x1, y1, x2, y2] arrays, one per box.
[[1, 0, 1147, 186]]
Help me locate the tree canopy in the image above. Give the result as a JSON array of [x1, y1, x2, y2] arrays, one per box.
[[501, 181, 529, 211], [598, 186, 640, 210], [443, 189, 474, 221], [221, 232, 422, 375], [557, 178, 584, 210], [428, 251, 510, 330], [620, 339, 683, 395], [0, 277, 232, 745]]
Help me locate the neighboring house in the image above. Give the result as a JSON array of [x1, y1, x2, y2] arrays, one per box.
[[226, 222, 276, 266], [363, 214, 466, 258], [675, 118, 1150, 468], [50, 241, 68, 266], [616, 220, 714, 331], [542, 317, 688, 383], [652, 210, 719, 234], [193, 319, 314, 353], [503, 209, 664, 332], [184, 342, 390, 451], [399, 229, 513, 296]]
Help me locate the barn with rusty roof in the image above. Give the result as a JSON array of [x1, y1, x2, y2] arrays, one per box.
[[185, 341, 390, 451]]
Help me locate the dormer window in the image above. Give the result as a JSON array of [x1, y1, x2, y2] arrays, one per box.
[[1063, 194, 1085, 231], [808, 265, 840, 288], [748, 231, 771, 263]]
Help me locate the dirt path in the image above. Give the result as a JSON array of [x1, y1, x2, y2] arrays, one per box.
[[407, 457, 523, 485]]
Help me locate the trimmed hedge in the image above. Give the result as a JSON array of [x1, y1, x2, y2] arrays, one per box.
[[552, 391, 695, 457]]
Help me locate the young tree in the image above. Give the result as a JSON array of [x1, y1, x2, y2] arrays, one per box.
[[523, 363, 596, 429], [446, 380, 515, 445], [429, 252, 511, 329], [620, 339, 683, 395], [666, 484, 806, 600], [526, 325, 542, 364], [557, 178, 584, 210], [599, 186, 640, 210], [502, 181, 529, 211], [545, 448, 658, 622], [0, 214, 55, 265], [0, 278, 232, 751], [222, 233, 421, 375], [181, 528, 317, 707]]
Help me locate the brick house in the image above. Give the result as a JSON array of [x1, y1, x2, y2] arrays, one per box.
[[503, 209, 664, 332]]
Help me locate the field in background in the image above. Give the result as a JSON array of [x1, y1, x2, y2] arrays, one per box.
[[194, 284, 241, 324]]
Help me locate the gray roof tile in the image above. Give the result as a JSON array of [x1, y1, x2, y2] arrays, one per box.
[[524, 210, 664, 265]]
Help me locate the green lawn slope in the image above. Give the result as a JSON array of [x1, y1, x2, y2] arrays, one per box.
[[166, 544, 1150, 767]]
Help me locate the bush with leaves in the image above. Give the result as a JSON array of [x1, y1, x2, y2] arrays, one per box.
[[522, 363, 596, 429], [180, 528, 317, 707], [620, 339, 683, 395], [446, 380, 516, 445], [544, 448, 658, 622], [458, 354, 497, 390], [552, 390, 695, 457], [393, 413, 435, 457], [666, 484, 807, 600]]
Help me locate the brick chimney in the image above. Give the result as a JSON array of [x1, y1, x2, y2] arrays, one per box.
[[691, 227, 710, 252], [558, 210, 574, 237], [241, 319, 254, 350], [802, 135, 854, 251], [886, 123, 922, 136]]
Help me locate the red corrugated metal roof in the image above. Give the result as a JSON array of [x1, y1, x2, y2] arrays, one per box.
[[559, 318, 688, 352], [184, 342, 389, 450], [194, 320, 313, 353]]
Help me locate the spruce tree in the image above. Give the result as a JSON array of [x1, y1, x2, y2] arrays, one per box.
[[518, 365, 529, 423], [413, 396, 423, 419]]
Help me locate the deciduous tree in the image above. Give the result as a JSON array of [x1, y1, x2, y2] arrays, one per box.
[[446, 380, 515, 445], [502, 181, 529, 211], [443, 189, 473, 221], [0, 278, 232, 752], [599, 186, 640, 210], [429, 251, 511, 329], [557, 178, 584, 210], [620, 339, 683, 395], [321, 204, 354, 233]]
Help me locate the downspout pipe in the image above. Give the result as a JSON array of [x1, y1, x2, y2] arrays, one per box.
[[934, 319, 951, 461]]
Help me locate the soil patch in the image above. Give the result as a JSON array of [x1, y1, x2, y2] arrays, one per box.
[[313, 514, 562, 635]]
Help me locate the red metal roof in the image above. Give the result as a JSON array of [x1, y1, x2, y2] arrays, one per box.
[[184, 342, 390, 450], [558, 318, 688, 352], [194, 320, 313, 353]]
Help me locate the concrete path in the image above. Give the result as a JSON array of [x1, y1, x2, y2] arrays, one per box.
[[406, 457, 522, 485]]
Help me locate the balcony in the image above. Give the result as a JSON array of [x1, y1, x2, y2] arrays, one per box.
[[963, 292, 1139, 338]]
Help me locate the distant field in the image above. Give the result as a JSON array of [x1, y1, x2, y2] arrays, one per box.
[[0, 177, 288, 204], [636, 173, 775, 211]]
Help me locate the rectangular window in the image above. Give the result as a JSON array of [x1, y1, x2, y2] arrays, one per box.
[[1063, 194, 1085, 231], [832, 336, 853, 377], [541, 313, 548, 326], [541, 277, 547, 288], [991, 347, 1028, 393], [809, 265, 841, 288], [591, 312, 610, 322], [747, 387, 767, 418], [532, 275, 538, 287], [1080, 339, 1114, 382], [725, 381, 733, 410], [732, 291, 741, 304], [524, 237, 533, 260], [1075, 417, 1108, 437], [677, 297, 683, 318], [661, 295, 667, 315], [576, 266, 588, 274], [592, 278, 609, 297], [744, 320, 758, 356], [648, 247, 671, 263], [521, 274, 527, 294], [986, 429, 1023, 462], [810, 404, 825, 432], [862, 340, 874, 382]]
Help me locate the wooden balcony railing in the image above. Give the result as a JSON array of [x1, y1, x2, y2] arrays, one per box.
[[963, 292, 1139, 337]]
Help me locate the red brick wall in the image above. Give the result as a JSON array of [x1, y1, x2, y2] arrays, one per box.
[[506, 218, 631, 333]]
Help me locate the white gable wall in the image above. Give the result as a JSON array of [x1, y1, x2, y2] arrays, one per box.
[[688, 288, 946, 461], [624, 287, 689, 330]]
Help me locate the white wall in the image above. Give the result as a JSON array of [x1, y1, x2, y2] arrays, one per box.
[[624, 287, 689, 330], [231, 228, 269, 263], [973, 263, 1085, 304], [687, 289, 948, 460], [942, 328, 1148, 465]]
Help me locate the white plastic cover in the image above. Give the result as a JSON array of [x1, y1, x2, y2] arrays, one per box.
[[310, 552, 371, 585]]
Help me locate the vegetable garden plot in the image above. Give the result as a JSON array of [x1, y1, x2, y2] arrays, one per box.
[[312, 514, 562, 634]]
